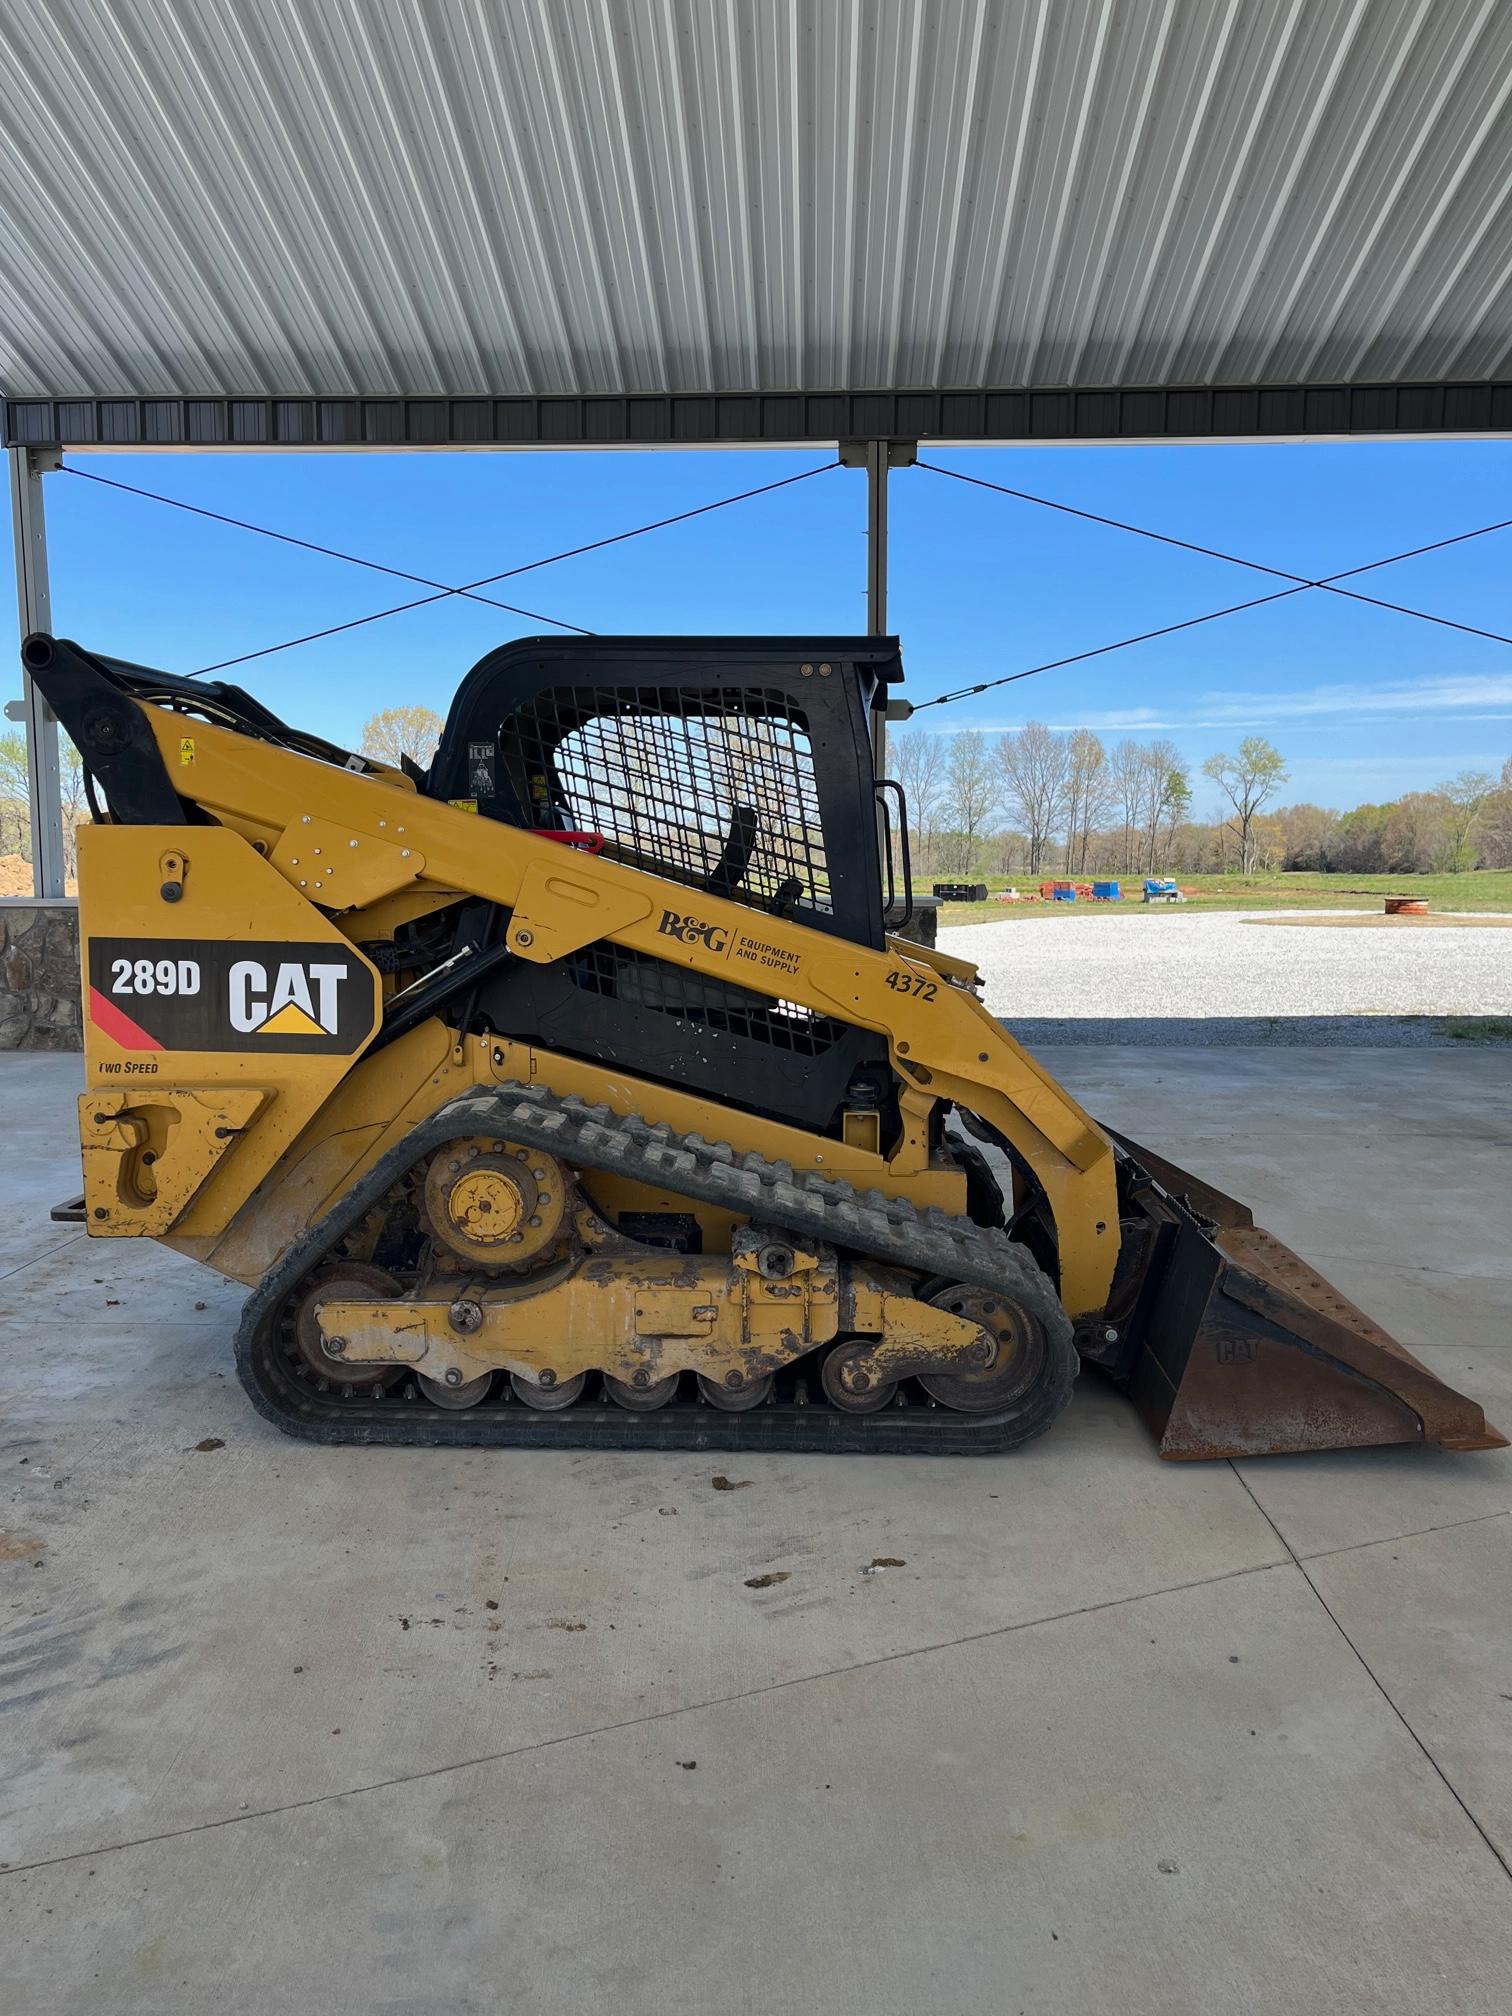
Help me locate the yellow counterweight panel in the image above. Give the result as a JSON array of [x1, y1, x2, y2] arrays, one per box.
[[75, 823, 383, 1237]]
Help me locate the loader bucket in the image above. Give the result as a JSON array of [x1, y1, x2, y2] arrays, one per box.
[[1094, 1132, 1505, 1462]]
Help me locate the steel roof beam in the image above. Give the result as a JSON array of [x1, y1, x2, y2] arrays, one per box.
[[7, 381, 1511, 454]]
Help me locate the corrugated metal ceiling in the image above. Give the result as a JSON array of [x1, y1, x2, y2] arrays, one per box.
[[1, 0, 1508, 405]]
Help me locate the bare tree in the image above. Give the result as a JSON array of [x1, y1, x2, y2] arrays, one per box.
[[1436, 770, 1494, 872], [942, 730, 995, 872], [1479, 758, 1512, 868], [0, 731, 87, 876], [1160, 763, 1192, 862], [891, 728, 948, 873], [1140, 741, 1187, 873], [995, 722, 1070, 877], [361, 704, 445, 769], [60, 742, 88, 877], [1109, 739, 1146, 873], [1061, 729, 1111, 873], [1278, 803, 1338, 870], [1202, 737, 1289, 873], [0, 731, 28, 857]]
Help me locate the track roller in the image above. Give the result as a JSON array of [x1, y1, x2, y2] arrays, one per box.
[[605, 1372, 679, 1412], [819, 1339, 898, 1414], [418, 1370, 492, 1410], [510, 1370, 588, 1411], [697, 1370, 774, 1412]]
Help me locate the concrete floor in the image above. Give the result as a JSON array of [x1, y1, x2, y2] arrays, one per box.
[[2, 1048, 1510, 2015]]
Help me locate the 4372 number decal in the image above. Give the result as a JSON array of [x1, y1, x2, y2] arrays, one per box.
[[884, 969, 937, 1000]]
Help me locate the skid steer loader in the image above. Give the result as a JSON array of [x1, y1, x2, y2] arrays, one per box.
[[24, 631, 1502, 1459]]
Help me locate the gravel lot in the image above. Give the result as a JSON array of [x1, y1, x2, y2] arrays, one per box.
[[942, 909, 1512, 1046]]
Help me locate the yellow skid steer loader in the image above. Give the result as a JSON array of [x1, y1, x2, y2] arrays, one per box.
[[25, 631, 1502, 1459]]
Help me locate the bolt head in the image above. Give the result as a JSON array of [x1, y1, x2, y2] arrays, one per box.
[[538, 1368, 557, 1389], [444, 1367, 462, 1388], [724, 1369, 744, 1391], [1103, 1326, 1119, 1344], [849, 1369, 871, 1392], [327, 1335, 346, 1356], [631, 1368, 651, 1389]]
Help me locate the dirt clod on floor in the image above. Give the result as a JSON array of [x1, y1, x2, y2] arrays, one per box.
[[193, 1438, 225, 1452], [711, 1475, 751, 1492], [744, 1571, 790, 1589]]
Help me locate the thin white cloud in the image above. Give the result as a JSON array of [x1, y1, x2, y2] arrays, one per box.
[[934, 672, 1512, 737], [1189, 672, 1512, 724]]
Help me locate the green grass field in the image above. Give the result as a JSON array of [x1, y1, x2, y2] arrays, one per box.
[[933, 868, 1512, 929]]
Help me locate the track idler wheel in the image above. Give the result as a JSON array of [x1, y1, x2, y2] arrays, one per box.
[[605, 1372, 679, 1411], [697, 1370, 774, 1412], [919, 1283, 1048, 1413], [295, 1263, 405, 1393], [819, 1340, 898, 1414]]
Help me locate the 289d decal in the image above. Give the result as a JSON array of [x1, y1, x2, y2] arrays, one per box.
[[87, 941, 379, 1056]]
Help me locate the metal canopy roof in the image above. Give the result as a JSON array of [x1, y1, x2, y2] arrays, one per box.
[[3, 0, 1510, 449]]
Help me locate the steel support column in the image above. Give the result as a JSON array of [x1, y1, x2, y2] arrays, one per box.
[[841, 439, 914, 776], [7, 446, 64, 897]]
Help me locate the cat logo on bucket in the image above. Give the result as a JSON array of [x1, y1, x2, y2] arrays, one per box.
[[230, 958, 348, 1038]]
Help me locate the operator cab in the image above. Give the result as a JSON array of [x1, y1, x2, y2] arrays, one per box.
[[427, 636, 904, 952]]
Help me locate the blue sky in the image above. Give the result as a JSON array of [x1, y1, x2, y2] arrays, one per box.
[[6, 437, 1510, 814]]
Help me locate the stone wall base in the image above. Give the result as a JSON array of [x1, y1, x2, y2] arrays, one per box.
[[0, 899, 83, 1051]]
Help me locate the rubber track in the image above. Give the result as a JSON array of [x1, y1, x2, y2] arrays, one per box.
[[235, 1083, 1077, 1454]]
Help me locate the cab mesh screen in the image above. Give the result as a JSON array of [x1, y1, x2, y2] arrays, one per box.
[[511, 687, 831, 914], [568, 944, 844, 1055]]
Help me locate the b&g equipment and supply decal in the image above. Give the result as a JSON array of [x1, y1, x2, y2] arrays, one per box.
[[87, 941, 378, 1056]]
